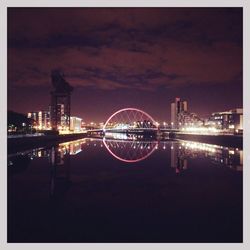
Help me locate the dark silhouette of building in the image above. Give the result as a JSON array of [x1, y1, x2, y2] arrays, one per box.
[[8, 110, 34, 133], [50, 70, 73, 131], [171, 97, 188, 129]]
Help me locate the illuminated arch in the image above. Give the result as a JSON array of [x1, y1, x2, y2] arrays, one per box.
[[103, 107, 157, 131]]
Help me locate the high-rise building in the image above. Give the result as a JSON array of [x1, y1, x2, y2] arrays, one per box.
[[171, 103, 176, 128], [208, 108, 243, 132], [50, 70, 73, 131], [27, 110, 50, 130], [183, 101, 188, 112], [70, 116, 82, 132], [170, 97, 188, 128]]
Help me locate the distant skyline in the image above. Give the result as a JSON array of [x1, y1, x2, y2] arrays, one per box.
[[8, 7, 242, 122]]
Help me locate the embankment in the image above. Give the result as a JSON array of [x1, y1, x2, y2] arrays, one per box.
[[8, 132, 87, 154], [173, 133, 242, 149]]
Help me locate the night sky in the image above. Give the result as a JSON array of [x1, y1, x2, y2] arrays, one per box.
[[7, 7, 242, 123]]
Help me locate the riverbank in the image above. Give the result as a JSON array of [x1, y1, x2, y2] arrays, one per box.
[[8, 131, 243, 154], [173, 133, 243, 149], [8, 132, 87, 154]]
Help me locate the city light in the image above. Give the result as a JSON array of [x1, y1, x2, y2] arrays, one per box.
[[182, 126, 219, 134], [21, 95, 243, 138], [183, 142, 216, 153], [7, 8, 243, 244]]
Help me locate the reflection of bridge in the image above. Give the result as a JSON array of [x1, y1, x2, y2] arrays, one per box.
[[103, 138, 158, 163]]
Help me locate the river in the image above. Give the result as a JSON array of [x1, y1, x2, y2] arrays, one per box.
[[7, 134, 243, 242]]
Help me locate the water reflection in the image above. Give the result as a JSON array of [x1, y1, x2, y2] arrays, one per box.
[[8, 137, 243, 242], [53, 138, 86, 156], [103, 138, 158, 163], [49, 145, 71, 198], [7, 136, 243, 242], [170, 141, 243, 173], [7, 136, 243, 194], [7, 154, 31, 175], [8, 137, 243, 173], [102, 133, 157, 162]]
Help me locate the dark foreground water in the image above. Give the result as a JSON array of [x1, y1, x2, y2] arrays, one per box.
[[7, 135, 243, 243]]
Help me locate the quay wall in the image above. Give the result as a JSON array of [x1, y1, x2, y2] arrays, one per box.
[[8, 131, 243, 154], [8, 132, 87, 153], [172, 133, 243, 149]]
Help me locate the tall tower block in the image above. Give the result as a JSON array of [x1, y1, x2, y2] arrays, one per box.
[[50, 70, 73, 131]]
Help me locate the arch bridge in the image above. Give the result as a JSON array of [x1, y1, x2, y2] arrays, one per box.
[[88, 108, 160, 135]]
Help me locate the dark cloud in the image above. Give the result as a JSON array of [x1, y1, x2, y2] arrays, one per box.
[[7, 7, 242, 121]]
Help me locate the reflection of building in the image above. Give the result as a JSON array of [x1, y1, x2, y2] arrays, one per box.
[[28, 148, 50, 158], [58, 139, 85, 155], [207, 108, 243, 132], [27, 110, 50, 130], [50, 70, 73, 131], [48, 140, 89, 196], [49, 145, 73, 197], [170, 142, 188, 173], [170, 141, 243, 173], [70, 116, 82, 132], [69, 143, 82, 155]]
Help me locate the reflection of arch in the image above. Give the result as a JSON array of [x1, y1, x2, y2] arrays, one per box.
[[103, 137, 158, 163], [103, 108, 157, 131]]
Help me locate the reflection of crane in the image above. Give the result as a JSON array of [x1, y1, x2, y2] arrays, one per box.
[[49, 146, 71, 198]]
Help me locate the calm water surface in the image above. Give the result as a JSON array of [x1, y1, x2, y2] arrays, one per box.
[[8, 135, 243, 243]]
